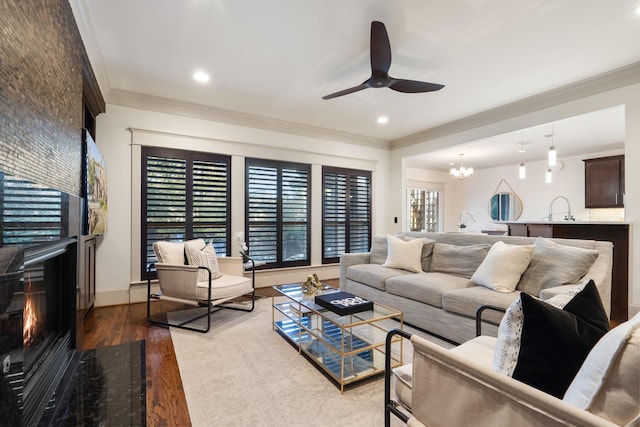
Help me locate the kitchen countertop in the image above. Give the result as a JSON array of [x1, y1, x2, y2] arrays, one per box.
[[507, 221, 630, 225]]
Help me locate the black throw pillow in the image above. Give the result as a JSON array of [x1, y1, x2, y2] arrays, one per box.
[[512, 280, 609, 398]]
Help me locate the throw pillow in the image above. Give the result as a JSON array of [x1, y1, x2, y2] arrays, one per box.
[[471, 241, 534, 293], [382, 234, 424, 273], [184, 238, 207, 265], [184, 240, 222, 281], [516, 237, 599, 297], [493, 280, 609, 398], [563, 312, 640, 425], [197, 243, 223, 281], [402, 236, 436, 272], [430, 243, 490, 278]]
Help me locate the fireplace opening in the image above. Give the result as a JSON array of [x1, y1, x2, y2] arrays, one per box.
[[0, 239, 76, 426]]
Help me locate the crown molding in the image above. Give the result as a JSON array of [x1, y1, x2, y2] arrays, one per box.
[[107, 89, 391, 150], [69, 0, 112, 96], [392, 61, 640, 149]]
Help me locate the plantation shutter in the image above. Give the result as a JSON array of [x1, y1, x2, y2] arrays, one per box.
[[246, 159, 310, 268], [142, 147, 230, 278], [322, 167, 371, 263]]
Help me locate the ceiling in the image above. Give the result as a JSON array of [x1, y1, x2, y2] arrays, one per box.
[[71, 0, 640, 169]]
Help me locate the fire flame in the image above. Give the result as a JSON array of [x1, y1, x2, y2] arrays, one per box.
[[23, 275, 37, 347]]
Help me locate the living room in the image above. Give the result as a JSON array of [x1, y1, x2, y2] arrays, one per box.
[[1, 1, 640, 426]]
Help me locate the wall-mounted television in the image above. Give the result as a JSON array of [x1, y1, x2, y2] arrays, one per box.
[[82, 129, 108, 235]]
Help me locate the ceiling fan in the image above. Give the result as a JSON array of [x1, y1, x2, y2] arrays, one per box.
[[322, 21, 445, 100]]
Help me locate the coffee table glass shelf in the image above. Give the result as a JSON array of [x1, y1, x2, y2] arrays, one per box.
[[272, 283, 403, 393]]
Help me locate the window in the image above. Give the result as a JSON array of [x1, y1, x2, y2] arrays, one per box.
[[408, 188, 440, 232], [141, 147, 230, 278], [245, 159, 310, 268], [322, 167, 371, 263]]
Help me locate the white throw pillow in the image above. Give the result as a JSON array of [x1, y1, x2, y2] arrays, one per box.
[[153, 241, 186, 265], [563, 312, 640, 422], [471, 241, 534, 293], [382, 234, 424, 273]]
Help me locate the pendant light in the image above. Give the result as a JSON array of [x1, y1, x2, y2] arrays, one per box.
[[545, 168, 553, 183], [517, 134, 526, 179], [547, 126, 557, 167]]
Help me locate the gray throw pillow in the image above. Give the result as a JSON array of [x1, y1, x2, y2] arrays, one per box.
[[430, 243, 490, 278], [516, 238, 599, 297]]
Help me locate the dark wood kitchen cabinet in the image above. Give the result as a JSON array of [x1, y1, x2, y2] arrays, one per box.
[[508, 222, 629, 322], [584, 155, 624, 208]]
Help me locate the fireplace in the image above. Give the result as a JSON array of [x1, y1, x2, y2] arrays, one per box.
[[0, 172, 79, 426]]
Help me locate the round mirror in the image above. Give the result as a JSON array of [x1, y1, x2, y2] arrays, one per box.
[[489, 192, 523, 222]]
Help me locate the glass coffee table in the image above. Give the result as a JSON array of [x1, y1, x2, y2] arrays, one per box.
[[272, 283, 404, 393]]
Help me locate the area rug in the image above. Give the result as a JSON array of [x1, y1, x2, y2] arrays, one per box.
[[170, 297, 453, 427]]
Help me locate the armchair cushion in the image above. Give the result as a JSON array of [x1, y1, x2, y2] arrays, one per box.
[[154, 241, 187, 265], [493, 280, 609, 398]]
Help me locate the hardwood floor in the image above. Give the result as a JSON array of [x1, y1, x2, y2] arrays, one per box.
[[83, 300, 192, 426], [81, 286, 298, 426]]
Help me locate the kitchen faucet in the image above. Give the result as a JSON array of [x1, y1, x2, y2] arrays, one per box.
[[548, 196, 575, 221]]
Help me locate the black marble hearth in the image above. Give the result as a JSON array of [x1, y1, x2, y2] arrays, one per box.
[[38, 341, 146, 427]]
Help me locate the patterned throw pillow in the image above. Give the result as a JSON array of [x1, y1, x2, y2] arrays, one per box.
[[184, 240, 222, 281], [493, 280, 609, 398]]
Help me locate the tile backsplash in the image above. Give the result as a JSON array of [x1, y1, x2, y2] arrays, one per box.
[[589, 208, 625, 222]]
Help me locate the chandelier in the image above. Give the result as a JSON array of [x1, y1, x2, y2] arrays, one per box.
[[450, 154, 473, 180]]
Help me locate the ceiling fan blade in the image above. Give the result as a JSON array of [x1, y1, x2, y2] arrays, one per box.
[[322, 83, 369, 100], [389, 78, 445, 93], [370, 21, 391, 74]]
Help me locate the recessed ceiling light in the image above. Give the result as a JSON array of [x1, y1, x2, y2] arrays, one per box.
[[377, 116, 389, 124], [193, 71, 210, 83]]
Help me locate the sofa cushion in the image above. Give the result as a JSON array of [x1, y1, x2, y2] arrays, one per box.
[[382, 234, 424, 273], [153, 241, 186, 265], [563, 312, 640, 425], [369, 236, 389, 265], [493, 280, 609, 399], [345, 264, 411, 291], [430, 243, 490, 278], [386, 272, 471, 308], [471, 241, 534, 293], [516, 237, 599, 296], [441, 286, 520, 324]]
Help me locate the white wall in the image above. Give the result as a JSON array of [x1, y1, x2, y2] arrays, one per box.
[[426, 148, 624, 232], [94, 104, 390, 305], [391, 82, 640, 318]]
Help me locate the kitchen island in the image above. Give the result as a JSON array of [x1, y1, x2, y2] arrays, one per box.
[[507, 221, 630, 322]]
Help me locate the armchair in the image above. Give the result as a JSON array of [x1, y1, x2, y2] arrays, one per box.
[[385, 307, 640, 427], [147, 239, 254, 333]]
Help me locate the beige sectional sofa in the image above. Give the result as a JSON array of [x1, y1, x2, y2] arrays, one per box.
[[340, 232, 613, 344]]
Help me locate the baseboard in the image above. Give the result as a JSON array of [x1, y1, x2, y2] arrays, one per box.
[[116, 265, 340, 306], [95, 288, 131, 307]]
